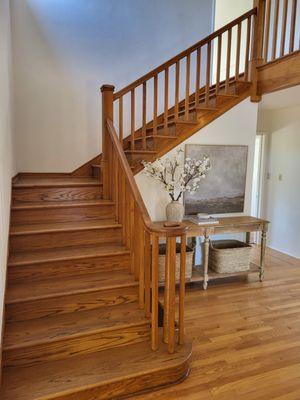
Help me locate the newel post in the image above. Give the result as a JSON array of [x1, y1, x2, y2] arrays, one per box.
[[101, 84, 115, 200], [251, 0, 265, 102]]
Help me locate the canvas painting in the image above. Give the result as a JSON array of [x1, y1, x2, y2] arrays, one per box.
[[184, 144, 248, 215]]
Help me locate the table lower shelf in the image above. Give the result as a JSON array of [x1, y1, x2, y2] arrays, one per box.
[[190, 262, 260, 283]]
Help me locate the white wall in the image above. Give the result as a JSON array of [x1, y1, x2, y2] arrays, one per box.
[[213, 0, 254, 81], [0, 0, 16, 343], [259, 105, 300, 258], [11, 0, 215, 173], [136, 99, 258, 221]]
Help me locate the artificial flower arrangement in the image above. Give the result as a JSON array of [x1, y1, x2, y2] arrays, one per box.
[[142, 148, 211, 221]]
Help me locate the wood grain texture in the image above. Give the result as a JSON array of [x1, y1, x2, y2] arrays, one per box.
[[0, 337, 192, 400], [11, 200, 115, 224], [257, 50, 300, 95], [130, 246, 300, 400]]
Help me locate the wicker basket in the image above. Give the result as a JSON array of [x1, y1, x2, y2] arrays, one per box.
[[158, 243, 194, 284], [209, 240, 251, 274]]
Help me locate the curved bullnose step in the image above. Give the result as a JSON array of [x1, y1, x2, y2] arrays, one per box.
[[0, 337, 192, 400]]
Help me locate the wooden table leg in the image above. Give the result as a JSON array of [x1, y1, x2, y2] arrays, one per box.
[[246, 231, 251, 244], [260, 229, 267, 282], [203, 234, 210, 290]]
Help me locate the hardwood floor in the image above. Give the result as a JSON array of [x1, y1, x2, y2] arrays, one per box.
[[131, 246, 300, 400]]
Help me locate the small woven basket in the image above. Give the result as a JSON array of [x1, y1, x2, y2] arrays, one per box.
[[158, 243, 194, 284], [209, 240, 251, 274]]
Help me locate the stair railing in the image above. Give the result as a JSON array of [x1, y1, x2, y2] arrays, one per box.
[[256, 0, 299, 66], [102, 102, 187, 353], [111, 9, 256, 153]]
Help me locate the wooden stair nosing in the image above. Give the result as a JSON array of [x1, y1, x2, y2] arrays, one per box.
[[3, 303, 149, 351], [8, 244, 130, 267], [6, 270, 138, 305], [11, 199, 114, 211], [13, 178, 102, 189], [10, 220, 122, 237]]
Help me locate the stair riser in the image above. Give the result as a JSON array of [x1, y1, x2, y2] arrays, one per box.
[[4, 324, 150, 368], [50, 359, 189, 400], [11, 204, 115, 224], [10, 227, 123, 252], [8, 254, 131, 283], [6, 285, 138, 322], [12, 186, 103, 204]]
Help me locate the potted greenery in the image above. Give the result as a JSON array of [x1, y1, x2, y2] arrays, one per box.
[[142, 148, 211, 222]]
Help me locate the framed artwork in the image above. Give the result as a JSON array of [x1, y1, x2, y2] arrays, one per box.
[[184, 144, 248, 215]]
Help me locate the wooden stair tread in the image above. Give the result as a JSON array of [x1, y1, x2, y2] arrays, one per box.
[[6, 270, 137, 304], [13, 177, 101, 188], [8, 243, 130, 267], [128, 134, 178, 142], [10, 219, 121, 236], [3, 302, 148, 350], [0, 338, 191, 400], [125, 149, 157, 154], [11, 199, 113, 210]]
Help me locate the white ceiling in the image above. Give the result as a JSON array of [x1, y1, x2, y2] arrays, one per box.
[[259, 85, 300, 111]]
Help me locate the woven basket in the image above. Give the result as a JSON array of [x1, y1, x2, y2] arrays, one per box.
[[158, 243, 194, 284], [209, 240, 251, 274]]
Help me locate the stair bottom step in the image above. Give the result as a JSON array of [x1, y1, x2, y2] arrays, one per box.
[[0, 337, 192, 400]]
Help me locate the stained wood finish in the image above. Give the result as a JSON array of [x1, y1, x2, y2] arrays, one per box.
[[257, 50, 300, 95], [0, 338, 191, 400], [130, 247, 300, 400]]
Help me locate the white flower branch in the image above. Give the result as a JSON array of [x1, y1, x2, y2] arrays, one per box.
[[142, 149, 211, 202]]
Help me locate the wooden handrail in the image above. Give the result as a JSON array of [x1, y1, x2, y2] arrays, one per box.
[[113, 8, 257, 100], [106, 118, 151, 227], [106, 116, 187, 353]]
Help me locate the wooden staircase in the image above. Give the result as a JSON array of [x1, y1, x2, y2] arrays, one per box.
[[0, 175, 191, 400], [2, 1, 300, 398]]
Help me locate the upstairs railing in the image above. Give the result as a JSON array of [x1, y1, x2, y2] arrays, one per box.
[[112, 9, 257, 152], [257, 0, 300, 65]]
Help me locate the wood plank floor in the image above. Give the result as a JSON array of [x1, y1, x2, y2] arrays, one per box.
[[132, 246, 300, 400]]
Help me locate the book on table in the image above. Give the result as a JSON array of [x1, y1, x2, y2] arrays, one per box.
[[188, 215, 220, 225]]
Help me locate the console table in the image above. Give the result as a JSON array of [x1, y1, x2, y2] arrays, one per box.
[[153, 216, 269, 290]]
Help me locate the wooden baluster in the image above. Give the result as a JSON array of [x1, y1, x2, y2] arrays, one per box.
[[225, 29, 232, 93], [244, 16, 251, 81], [164, 68, 169, 131], [263, 0, 271, 62], [235, 23, 242, 80], [114, 155, 119, 222], [133, 205, 140, 280], [205, 41, 211, 105], [179, 235, 186, 345], [142, 81, 147, 150], [165, 236, 176, 353], [153, 75, 158, 136], [215, 36, 222, 94], [131, 88, 135, 150], [130, 193, 135, 275], [144, 230, 151, 318], [138, 215, 145, 310], [174, 61, 180, 120], [280, 0, 288, 57], [195, 48, 201, 106], [185, 54, 190, 120], [151, 234, 159, 351], [272, 0, 280, 60], [119, 97, 123, 143], [124, 183, 131, 248], [100, 84, 115, 200], [289, 0, 297, 53], [121, 174, 126, 242]]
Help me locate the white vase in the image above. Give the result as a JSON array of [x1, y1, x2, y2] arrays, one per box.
[[166, 201, 184, 222]]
